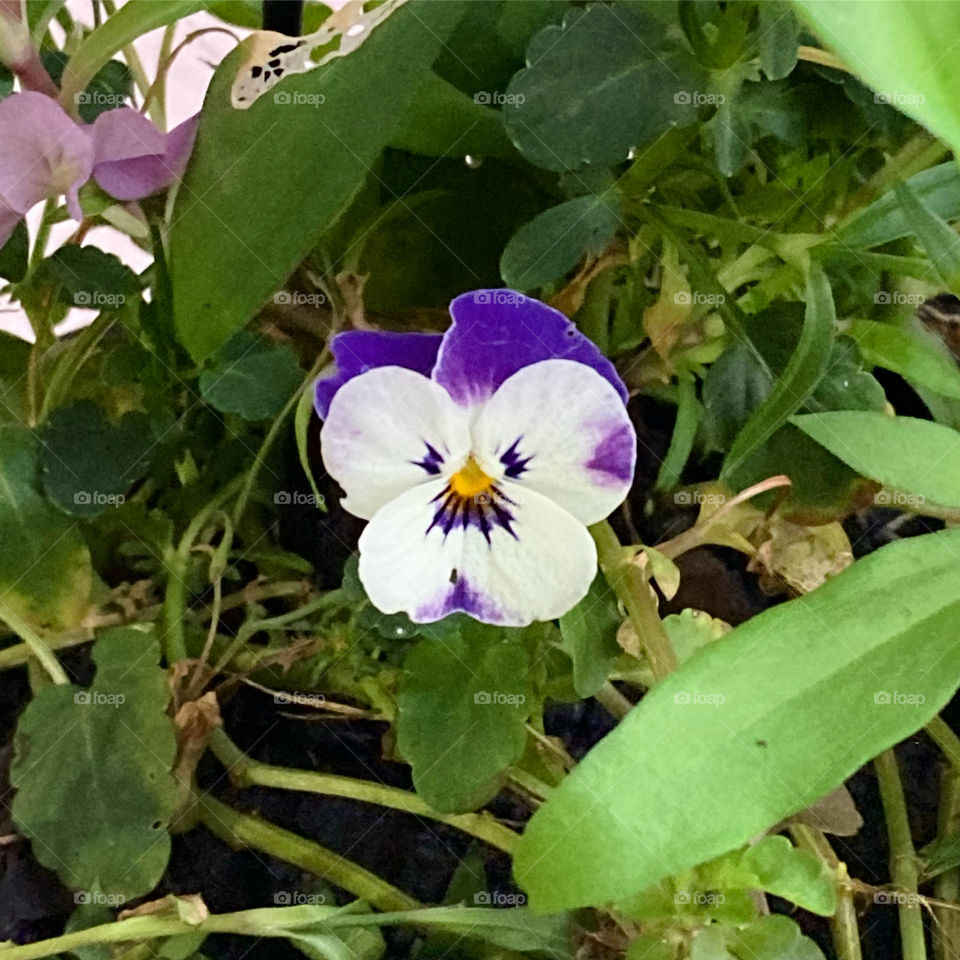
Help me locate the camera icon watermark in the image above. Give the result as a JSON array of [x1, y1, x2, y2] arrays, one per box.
[[74, 291, 126, 308], [274, 291, 326, 307], [473, 90, 525, 106], [874, 691, 925, 707], [274, 691, 326, 708], [274, 491, 324, 507], [874, 491, 925, 507], [474, 691, 525, 706], [874, 91, 926, 107], [75, 891, 126, 906], [74, 691, 126, 707], [473, 891, 526, 906], [473, 290, 526, 306], [874, 291, 925, 306], [74, 491, 125, 508], [74, 91, 126, 107], [674, 91, 725, 106], [674, 291, 725, 306], [273, 891, 326, 905], [673, 691, 726, 707], [273, 91, 325, 107]]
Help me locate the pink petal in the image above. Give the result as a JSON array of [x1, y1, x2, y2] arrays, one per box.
[[0, 198, 21, 248], [92, 113, 198, 200], [92, 107, 165, 165], [0, 91, 92, 219]]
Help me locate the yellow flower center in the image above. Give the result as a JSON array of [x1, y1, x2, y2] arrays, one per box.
[[450, 455, 494, 498]]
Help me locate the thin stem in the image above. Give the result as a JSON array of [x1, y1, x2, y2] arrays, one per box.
[[196, 793, 419, 912], [790, 824, 862, 960], [590, 520, 676, 680], [595, 681, 632, 719], [233, 354, 328, 527], [0, 601, 70, 685], [875, 749, 926, 960], [162, 479, 242, 664], [208, 729, 518, 854], [928, 717, 960, 960]]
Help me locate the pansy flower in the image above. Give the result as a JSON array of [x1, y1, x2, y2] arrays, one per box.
[[315, 291, 637, 627], [0, 92, 198, 246]]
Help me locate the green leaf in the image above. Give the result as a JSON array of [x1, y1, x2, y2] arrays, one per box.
[[701, 342, 772, 452], [759, 2, 800, 80], [921, 830, 960, 880], [726, 915, 825, 960], [500, 194, 619, 290], [295, 380, 325, 511], [40, 401, 153, 518], [656, 376, 701, 488], [722, 266, 835, 487], [791, 1, 960, 158], [702, 836, 837, 915], [199, 333, 303, 421], [791, 410, 960, 508], [895, 181, 960, 288], [503, 4, 702, 171], [388, 71, 515, 160], [0, 219, 28, 282], [397, 627, 530, 813], [838, 162, 960, 248], [58, 0, 205, 109], [170, 1, 465, 362], [663, 609, 729, 665], [43, 54, 132, 122], [813, 337, 886, 412], [45, 245, 141, 308], [11, 627, 177, 898], [558, 573, 621, 698], [849, 319, 960, 400], [0, 425, 92, 628], [514, 527, 960, 910]]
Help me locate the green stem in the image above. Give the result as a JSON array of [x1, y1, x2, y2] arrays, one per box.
[[208, 729, 518, 854], [196, 794, 419, 912], [0, 903, 540, 960], [590, 520, 676, 680], [162, 479, 242, 664], [0, 600, 70, 685], [927, 717, 960, 960], [875, 749, 926, 960], [39, 314, 116, 421], [790, 824, 862, 960], [233, 355, 327, 527], [595, 681, 632, 719]]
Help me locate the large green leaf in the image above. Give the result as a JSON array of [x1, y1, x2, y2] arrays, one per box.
[[11, 627, 178, 899], [502, 4, 702, 171], [791, 1, 960, 156], [791, 410, 960, 508], [396, 626, 530, 813], [514, 527, 960, 910], [0, 425, 92, 628], [170, 1, 466, 362]]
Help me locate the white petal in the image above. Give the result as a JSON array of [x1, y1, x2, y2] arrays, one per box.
[[358, 477, 596, 627], [320, 366, 470, 519], [471, 359, 636, 524]]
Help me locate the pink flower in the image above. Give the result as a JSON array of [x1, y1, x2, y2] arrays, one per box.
[[0, 92, 198, 246]]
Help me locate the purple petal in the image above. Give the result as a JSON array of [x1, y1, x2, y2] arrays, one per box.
[[0, 91, 92, 219], [434, 290, 629, 406], [314, 330, 443, 418], [92, 112, 198, 200]]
